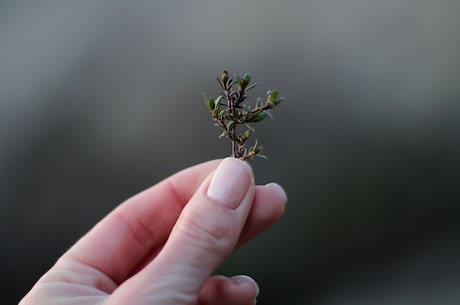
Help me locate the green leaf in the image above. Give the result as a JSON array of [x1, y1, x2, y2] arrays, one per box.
[[218, 109, 227, 119], [216, 77, 225, 90], [236, 74, 242, 84], [214, 95, 224, 108], [226, 121, 235, 130], [218, 131, 227, 139], [235, 74, 243, 91], [273, 96, 285, 106], [214, 122, 225, 130], [212, 108, 220, 118], [243, 73, 251, 84], [255, 154, 267, 159], [241, 129, 251, 142], [239, 103, 251, 112], [249, 139, 264, 155], [203, 94, 215, 111], [247, 111, 268, 122], [225, 79, 234, 90], [255, 97, 264, 109], [267, 90, 284, 106], [253, 145, 264, 154], [244, 123, 255, 132], [267, 90, 278, 103], [245, 82, 258, 91]]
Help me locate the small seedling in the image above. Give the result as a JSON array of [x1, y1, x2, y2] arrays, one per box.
[[203, 70, 284, 160]]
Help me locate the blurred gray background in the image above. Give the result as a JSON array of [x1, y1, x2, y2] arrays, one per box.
[[1, 1, 460, 304]]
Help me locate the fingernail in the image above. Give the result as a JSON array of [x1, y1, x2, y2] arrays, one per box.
[[231, 275, 260, 298], [207, 158, 252, 209]]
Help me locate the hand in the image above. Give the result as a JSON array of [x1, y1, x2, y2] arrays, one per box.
[[20, 158, 287, 305]]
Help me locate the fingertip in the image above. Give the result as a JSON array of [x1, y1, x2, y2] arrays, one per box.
[[236, 182, 287, 245], [230, 275, 259, 299], [264, 182, 288, 206], [263, 183, 287, 217], [255, 182, 287, 221], [207, 157, 254, 209], [199, 275, 259, 305]]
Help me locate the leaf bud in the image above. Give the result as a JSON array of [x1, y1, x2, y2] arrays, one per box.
[[221, 69, 229, 84]]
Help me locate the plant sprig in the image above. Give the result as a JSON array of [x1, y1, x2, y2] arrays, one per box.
[[203, 69, 284, 160]]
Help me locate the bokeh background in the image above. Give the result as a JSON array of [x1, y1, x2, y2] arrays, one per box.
[[2, 1, 460, 304]]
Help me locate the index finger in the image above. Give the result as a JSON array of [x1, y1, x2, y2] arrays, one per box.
[[59, 159, 221, 284], [56, 159, 286, 285]]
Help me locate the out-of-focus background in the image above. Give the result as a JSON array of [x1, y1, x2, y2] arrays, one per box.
[[2, 1, 460, 304]]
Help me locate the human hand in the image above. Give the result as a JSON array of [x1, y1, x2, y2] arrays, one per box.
[[20, 158, 287, 305]]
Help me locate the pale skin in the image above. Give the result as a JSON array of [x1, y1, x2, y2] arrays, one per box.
[[20, 158, 287, 305]]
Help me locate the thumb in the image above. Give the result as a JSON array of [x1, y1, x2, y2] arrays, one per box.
[[111, 157, 256, 305]]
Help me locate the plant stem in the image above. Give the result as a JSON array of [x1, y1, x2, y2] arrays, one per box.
[[224, 87, 238, 157], [204, 70, 283, 160]]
